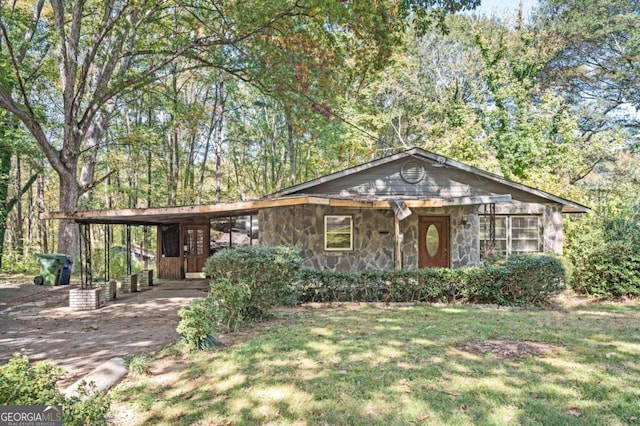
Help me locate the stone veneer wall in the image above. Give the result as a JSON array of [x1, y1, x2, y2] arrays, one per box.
[[259, 205, 478, 272], [69, 288, 104, 310], [259, 202, 564, 272], [260, 205, 396, 272], [543, 204, 563, 255]]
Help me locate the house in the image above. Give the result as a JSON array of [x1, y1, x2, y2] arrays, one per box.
[[43, 147, 589, 279], [257, 147, 588, 272]]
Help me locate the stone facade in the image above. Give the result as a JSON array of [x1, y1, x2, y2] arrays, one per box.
[[260, 205, 396, 272], [259, 201, 565, 273], [69, 288, 104, 310], [543, 204, 564, 255]]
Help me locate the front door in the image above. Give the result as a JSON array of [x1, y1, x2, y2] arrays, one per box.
[[183, 225, 208, 274], [418, 216, 450, 268]]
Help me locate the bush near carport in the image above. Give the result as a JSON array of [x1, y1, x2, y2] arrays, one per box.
[[177, 246, 302, 350], [205, 245, 303, 320]]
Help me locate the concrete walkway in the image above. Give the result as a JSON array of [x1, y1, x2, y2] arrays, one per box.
[[0, 279, 209, 387]]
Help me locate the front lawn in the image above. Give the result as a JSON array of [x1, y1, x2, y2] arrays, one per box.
[[110, 302, 640, 425]]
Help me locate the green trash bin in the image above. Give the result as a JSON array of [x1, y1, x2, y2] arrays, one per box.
[[36, 254, 69, 286]]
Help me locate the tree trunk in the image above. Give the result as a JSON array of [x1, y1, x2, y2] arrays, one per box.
[[287, 119, 295, 187], [57, 171, 81, 257], [215, 80, 225, 203], [79, 107, 113, 206], [37, 173, 48, 253], [0, 132, 10, 270], [13, 156, 23, 254]]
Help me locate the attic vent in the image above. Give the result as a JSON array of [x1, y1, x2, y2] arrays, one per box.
[[400, 160, 425, 184]]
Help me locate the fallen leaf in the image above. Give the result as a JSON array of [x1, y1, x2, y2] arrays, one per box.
[[567, 406, 582, 417]]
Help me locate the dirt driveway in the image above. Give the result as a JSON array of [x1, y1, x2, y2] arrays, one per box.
[[0, 279, 208, 387]]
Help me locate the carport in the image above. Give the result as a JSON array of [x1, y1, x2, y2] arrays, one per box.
[[41, 196, 338, 283], [43, 203, 260, 282]]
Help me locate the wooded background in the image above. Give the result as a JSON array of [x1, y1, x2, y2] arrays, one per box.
[[0, 0, 638, 272]]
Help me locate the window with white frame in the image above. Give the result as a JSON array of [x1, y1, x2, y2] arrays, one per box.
[[480, 215, 541, 258], [324, 215, 353, 251]]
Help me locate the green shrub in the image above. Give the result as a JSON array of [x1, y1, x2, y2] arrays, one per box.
[[567, 215, 640, 297], [204, 245, 303, 320], [64, 383, 111, 426], [176, 297, 221, 350], [500, 255, 567, 305], [1, 252, 39, 274], [177, 246, 303, 350], [210, 277, 251, 331], [294, 255, 566, 306], [0, 353, 62, 405], [91, 248, 145, 280], [297, 268, 361, 302], [571, 241, 640, 297], [0, 354, 110, 425]]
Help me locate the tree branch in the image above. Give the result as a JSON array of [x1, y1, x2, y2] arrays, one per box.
[[6, 173, 38, 212], [80, 169, 116, 195]]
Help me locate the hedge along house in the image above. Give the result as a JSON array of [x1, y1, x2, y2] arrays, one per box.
[[42, 147, 588, 280]]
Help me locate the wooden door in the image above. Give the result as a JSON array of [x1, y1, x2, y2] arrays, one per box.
[[183, 225, 208, 274], [418, 216, 450, 268]]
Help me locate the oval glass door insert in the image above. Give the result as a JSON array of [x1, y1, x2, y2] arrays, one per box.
[[426, 224, 439, 257]]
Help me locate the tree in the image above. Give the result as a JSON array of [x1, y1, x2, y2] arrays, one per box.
[[0, 0, 478, 258], [0, 108, 41, 269], [537, 0, 640, 146]]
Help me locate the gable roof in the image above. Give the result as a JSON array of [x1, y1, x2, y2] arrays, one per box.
[[270, 147, 590, 213]]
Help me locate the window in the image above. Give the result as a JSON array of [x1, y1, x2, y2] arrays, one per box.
[[480, 216, 507, 257], [185, 228, 204, 255], [480, 215, 541, 258], [324, 215, 353, 251]]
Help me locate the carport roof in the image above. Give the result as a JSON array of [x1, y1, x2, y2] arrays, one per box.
[[40, 194, 513, 225]]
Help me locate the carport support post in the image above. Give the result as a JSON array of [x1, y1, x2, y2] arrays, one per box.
[[140, 225, 153, 287], [121, 225, 138, 293], [104, 224, 110, 281], [394, 215, 402, 270], [71, 222, 104, 310], [78, 223, 93, 289], [126, 225, 132, 276]]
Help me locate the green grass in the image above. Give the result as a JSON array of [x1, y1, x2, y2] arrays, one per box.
[[110, 302, 640, 425]]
